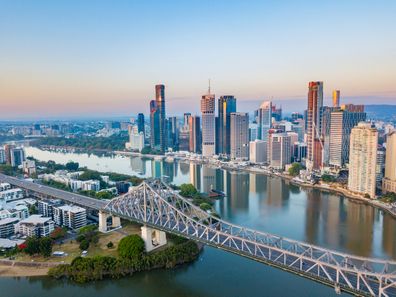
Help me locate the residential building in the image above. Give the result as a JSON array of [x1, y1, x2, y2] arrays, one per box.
[[249, 140, 267, 163], [306, 81, 324, 171], [38, 199, 63, 218], [0, 218, 19, 238], [268, 133, 291, 170], [0, 189, 24, 202], [217, 96, 236, 156], [376, 147, 386, 183], [17, 215, 55, 237], [383, 131, 396, 193], [81, 180, 100, 192], [150, 84, 167, 152], [348, 122, 378, 198], [201, 90, 216, 157], [230, 112, 249, 160], [54, 205, 87, 229], [10, 147, 25, 167], [23, 159, 36, 176]]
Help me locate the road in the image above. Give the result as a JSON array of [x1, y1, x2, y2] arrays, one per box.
[[0, 173, 107, 210]]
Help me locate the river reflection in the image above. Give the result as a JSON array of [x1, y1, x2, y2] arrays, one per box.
[[25, 146, 396, 262]]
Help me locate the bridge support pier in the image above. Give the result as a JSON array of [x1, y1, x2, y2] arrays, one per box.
[[141, 225, 167, 252], [98, 211, 122, 233]]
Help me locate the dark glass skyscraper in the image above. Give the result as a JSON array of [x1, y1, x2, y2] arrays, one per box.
[[137, 113, 145, 138], [150, 84, 167, 152], [217, 95, 236, 155]]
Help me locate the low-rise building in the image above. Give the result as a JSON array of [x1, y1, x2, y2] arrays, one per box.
[[0, 183, 11, 192], [0, 217, 19, 238], [0, 188, 24, 202], [82, 180, 100, 191], [23, 160, 36, 176], [16, 215, 55, 237], [53, 205, 87, 229]]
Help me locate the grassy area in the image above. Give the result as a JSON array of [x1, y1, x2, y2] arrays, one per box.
[[11, 223, 143, 264]]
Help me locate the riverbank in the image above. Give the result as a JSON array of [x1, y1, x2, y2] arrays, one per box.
[[0, 259, 59, 277], [116, 150, 396, 219]]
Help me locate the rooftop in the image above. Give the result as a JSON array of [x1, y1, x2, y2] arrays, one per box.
[[20, 214, 52, 225]]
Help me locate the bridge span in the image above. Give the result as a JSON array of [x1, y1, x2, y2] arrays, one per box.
[[1, 173, 396, 296]]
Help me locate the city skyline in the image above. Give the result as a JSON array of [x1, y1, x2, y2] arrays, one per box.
[[1, 0, 396, 119]]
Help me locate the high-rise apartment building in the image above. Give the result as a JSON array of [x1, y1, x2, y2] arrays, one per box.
[[268, 133, 291, 169], [150, 84, 167, 152], [332, 90, 340, 107], [188, 116, 201, 154], [230, 112, 249, 160], [201, 90, 216, 157], [348, 122, 378, 198], [306, 81, 324, 171], [383, 131, 396, 193], [328, 104, 366, 167], [217, 96, 236, 156]]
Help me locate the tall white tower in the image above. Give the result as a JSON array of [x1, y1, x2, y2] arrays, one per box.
[[201, 82, 216, 157]]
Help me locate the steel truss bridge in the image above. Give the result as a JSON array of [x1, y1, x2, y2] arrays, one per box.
[[104, 179, 396, 297]]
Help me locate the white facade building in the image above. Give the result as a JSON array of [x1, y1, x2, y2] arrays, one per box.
[[249, 140, 267, 163], [126, 125, 145, 152], [17, 215, 55, 237], [268, 133, 292, 170], [348, 122, 378, 198], [201, 92, 216, 157], [54, 205, 87, 229], [383, 131, 396, 193]]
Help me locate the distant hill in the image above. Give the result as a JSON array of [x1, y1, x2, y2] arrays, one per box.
[[365, 105, 396, 122]]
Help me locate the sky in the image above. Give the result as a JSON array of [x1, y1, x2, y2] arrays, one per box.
[[0, 0, 395, 119]]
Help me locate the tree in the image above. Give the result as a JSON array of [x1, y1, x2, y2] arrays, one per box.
[[24, 237, 40, 255], [50, 227, 67, 240], [288, 163, 303, 177], [66, 161, 79, 171], [79, 239, 90, 251], [39, 237, 53, 257], [118, 235, 145, 259], [179, 184, 198, 197], [322, 174, 336, 183], [107, 241, 114, 249], [95, 191, 113, 200], [199, 202, 212, 211]]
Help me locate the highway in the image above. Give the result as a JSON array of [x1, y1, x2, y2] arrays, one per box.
[[0, 173, 107, 210]]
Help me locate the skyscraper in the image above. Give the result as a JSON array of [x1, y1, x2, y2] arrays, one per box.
[[328, 104, 366, 167], [137, 113, 145, 138], [230, 112, 249, 160], [268, 133, 291, 169], [188, 116, 201, 154], [150, 84, 167, 152], [201, 88, 215, 157], [217, 95, 236, 156], [348, 122, 378, 198], [149, 100, 160, 150], [383, 131, 396, 194], [258, 101, 272, 140], [306, 81, 324, 171], [332, 90, 340, 107]]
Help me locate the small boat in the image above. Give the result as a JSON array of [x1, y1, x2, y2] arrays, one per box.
[[209, 189, 225, 198]]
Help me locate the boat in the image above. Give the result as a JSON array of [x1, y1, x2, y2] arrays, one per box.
[[209, 189, 225, 198]]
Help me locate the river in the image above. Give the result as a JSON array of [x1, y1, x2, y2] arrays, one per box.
[[5, 146, 396, 297]]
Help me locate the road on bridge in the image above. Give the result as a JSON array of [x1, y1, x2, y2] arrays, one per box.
[[0, 173, 107, 210]]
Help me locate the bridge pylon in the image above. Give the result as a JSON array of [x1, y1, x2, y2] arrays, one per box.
[[98, 210, 122, 233], [141, 225, 167, 252]]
